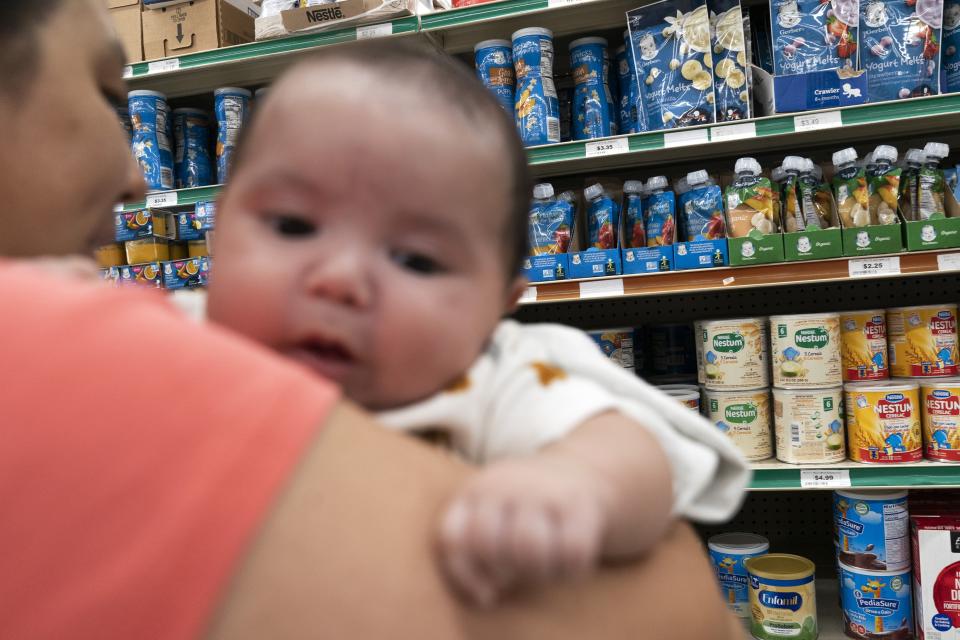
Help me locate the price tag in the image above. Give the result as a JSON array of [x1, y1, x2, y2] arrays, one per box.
[[113, 203, 125, 213], [579, 278, 624, 299], [848, 256, 901, 278], [519, 286, 537, 303], [356, 22, 393, 39], [147, 58, 180, 74], [800, 469, 851, 489], [548, 0, 587, 7], [710, 122, 756, 142], [793, 110, 842, 133], [722, 276, 736, 285], [585, 136, 629, 158], [123, 65, 134, 79], [938, 253, 960, 271], [146, 191, 179, 209], [663, 128, 709, 148]]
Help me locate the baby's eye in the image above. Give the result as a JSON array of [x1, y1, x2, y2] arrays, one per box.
[[269, 215, 317, 237], [390, 250, 445, 275]]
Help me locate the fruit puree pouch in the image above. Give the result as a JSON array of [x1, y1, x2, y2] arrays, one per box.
[[528, 184, 574, 255], [944, 1, 960, 92], [781, 156, 806, 232], [570, 37, 618, 140], [833, 148, 871, 228], [585, 183, 621, 249], [644, 176, 678, 246], [627, 0, 716, 131], [918, 142, 950, 220], [622, 181, 647, 247], [725, 157, 777, 237], [899, 148, 925, 222], [797, 159, 835, 230], [681, 171, 726, 240], [859, 0, 942, 101], [868, 145, 902, 225], [770, 0, 859, 75], [709, 0, 752, 121]]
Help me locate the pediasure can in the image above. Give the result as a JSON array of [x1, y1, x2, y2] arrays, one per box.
[[705, 388, 773, 461], [887, 304, 960, 378], [773, 387, 846, 464], [921, 378, 960, 462], [841, 310, 890, 382], [771, 313, 843, 388], [214, 87, 251, 185], [569, 37, 616, 141], [833, 489, 910, 572], [838, 563, 914, 640], [588, 328, 635, 370], [845, 382, 923, 463], [474, 39, 515, 114], [708, 533, 770, 618], [745, 554, 818, 640], [648, 323, 697, 378], [512, 28, 561, 147], [129, 90, 174, 191], [700, 318, 770, 391]]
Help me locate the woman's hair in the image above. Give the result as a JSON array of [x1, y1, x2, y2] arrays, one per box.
[[0, 0, 64, 96]]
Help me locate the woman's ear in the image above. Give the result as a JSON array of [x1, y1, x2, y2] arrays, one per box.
[[504, 275, 529, 315]]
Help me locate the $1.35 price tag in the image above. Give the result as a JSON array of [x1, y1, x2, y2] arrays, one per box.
[[585, 137, 629, 158], [848, 256, 901, 278], [800, 469, 851, 489], [793, 110, 842, 132]]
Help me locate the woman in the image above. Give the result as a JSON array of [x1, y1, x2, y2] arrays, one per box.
[[0, 1, 743, 638]]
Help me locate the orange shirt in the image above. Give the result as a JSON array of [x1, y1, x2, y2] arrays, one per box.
[[0, 264, 338, 639]]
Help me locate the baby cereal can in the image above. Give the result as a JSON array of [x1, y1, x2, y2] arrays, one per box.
[[474, 39, 515, 114], [845, 382, 923, 463], [569, 37, 616, 140], [648, 323, 697, 378], [746, 554, 818, 640], [888, 305, 959, 378], [841, 310, 890, 382], [834, 489, 910, 571], [214, 87, 252, 185], [771, 313, 843, 388], [773, 387, 846, 464], [700, 318, 770, 391], [660, 386, 701, 411], [588, 328, 635, 370], [706, 388, 774, 461], [512, 28, 561, 147], [173, 108, 213, 189], [709, 533, 770, 618], [921, 379, 960, 462], [129, 90, 174, 191], [838, 563, 914, 639]]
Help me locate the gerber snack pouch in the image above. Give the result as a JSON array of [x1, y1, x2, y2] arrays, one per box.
[[627, 0, 716, 131], [644, 176, 678, 246], [944, 1, 960, 92], [709, 0, 752, 121], [725, 157, 778, 237], [585, 183, 621, 249], [859, 0, 942, 101], [832, 148, 870, 228], [528, 183, 575, 255], [781, 156, 806, 232], [623, 181, 647, 247], [797, 159, 834, 230], [868, 145, 902, 225], [681, 171, 726, 240], [512, 28, 562, 147], [474, 40, 516, 114], [771, 0, 859, 75], [616, 39, 644, 134], [918, 142, 951, 220]]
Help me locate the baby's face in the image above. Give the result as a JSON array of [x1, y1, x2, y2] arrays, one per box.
[[208, 66, 523, 410]]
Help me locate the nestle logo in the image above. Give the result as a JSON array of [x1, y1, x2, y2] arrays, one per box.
[[305, 6, 346, 22]]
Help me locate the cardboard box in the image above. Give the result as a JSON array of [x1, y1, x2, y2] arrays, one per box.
[[782, 227, 844, 261], [911, 512, 960, 640], [118, 262, 163, 288], [105, 0, 144, 63], [673, 239, 728, 270], [142, 0, 258, 60], [523, 254, 569, 283], [751, 65, 868, 115], [901, 191, 960, 252], [115, 208, 171, 242], [161, 257, 207, 289], [257, 0, 415, 39], [569, 249, 621, 279], [727, 232, 785, 267], [621, 246, 673, 274]]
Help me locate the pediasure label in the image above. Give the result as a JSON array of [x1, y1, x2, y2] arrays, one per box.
[[706, 389, 773, 461], [887, 305, 960, 378], [700, 318, 770, 390], [709, 546, 768, 618], [772, 314, 843, 388], [921, 381, 960, 462], [845, 384, 923, 463], [839, 564, 914, 639], [840, 310, 889, 382], [834, 491, 910, 571]]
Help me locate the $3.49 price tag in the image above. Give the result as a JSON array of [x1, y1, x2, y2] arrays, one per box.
[[848, 256, 901, 278], [800, 469, 851, 488], [585, 137, 629, 158], [793, 110, 842, 132]]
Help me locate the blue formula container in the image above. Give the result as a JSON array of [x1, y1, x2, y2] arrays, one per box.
[[129, 90, 174, 191], [838, 563, 914, 639], [512, 27, 561, 147], [474, 39, 515, 114], [833, 490, 910, 572], [615, 42, 641, 134], [173, 108, 213, 189], [214, 87, 252, 184], [117, 106, 132, 142], [569, 37, 617, 140], [708, 533, 770, 618]]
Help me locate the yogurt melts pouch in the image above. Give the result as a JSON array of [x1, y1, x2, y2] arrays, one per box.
[[941, 0, 960, 92], [709, 0, 752, 121], [627, 0, 717, 130], [771, 0, 859, 75], [859, 0, 942, 100]]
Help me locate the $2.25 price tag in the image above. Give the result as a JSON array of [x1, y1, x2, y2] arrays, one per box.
[[800, 469, 851, 488], [585, 137, 629, 158], [848, 256, 901, 278]]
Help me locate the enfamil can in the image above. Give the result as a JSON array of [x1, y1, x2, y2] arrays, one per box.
[[838, 563, 914, 640], [746, 554, 818, 640], [887, 305, 959, 378], [708, 533, 770, 618], [841, 310, 889, 382], [921, 379, 960, 462], [845, 382, 923, 463]]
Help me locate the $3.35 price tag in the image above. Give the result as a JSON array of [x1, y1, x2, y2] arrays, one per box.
[[800, 469, 851, 488], [146, 191, 178, 209], [793, 110, 842, 132], [848, 256, 901, 278], [585, 137, 629, 158]]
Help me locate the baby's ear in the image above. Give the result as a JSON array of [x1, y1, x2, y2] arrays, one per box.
[[505, 275, 529, 314]]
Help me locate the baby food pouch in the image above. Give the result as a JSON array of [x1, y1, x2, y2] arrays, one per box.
[[214, 87, 251, 185], [528, 183, 575, 255], [129, 90, 174, 191], [709, 0, 752, 121], [832, 148, 871, 228], [615, 39, 643, 134], [797, 159, 835, 230], [570, 37, 618, 140], [627, 0, 716, 131], [623, 180, 647, 248], [173, 108, 213, 190], [585, 183, 621, 249], [644, 176, 678, 246], [900, 148, 925, 222], [781, 156, 807, 232], [725, 157, 777, 237], [681, 170, 726, 240], [868, 145, 902, 225], [918, 142, 951, 220], [512, 28, 562, 147], [859, 0, 942, 101], [474, 39, 516, 115], [771, 0, 859, 75], [944, 1, 960, 92]]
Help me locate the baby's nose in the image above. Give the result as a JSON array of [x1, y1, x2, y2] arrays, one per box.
[[303, 250, 372, 309]]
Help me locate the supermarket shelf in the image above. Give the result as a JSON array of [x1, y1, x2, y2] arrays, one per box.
[[527, 93, 960, 178], [520, 248, 960, 305], [121, 185, 222, 212], [749, 459, 960, 491], [125, 17, 420, 98]]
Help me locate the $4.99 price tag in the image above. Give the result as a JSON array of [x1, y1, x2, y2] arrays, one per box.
[[800, 469, 851, 488], [848, 256, 901, 278], [585, 137, 629, 158]]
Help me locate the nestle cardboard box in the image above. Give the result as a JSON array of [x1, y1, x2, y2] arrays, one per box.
[[142, 0, 258, 60], [105, 0, 144, 63]]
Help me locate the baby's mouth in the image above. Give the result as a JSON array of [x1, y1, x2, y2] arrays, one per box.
[[288, 337, 358, 382]]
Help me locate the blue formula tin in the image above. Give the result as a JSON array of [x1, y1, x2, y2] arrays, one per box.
[[117, 106, 132, 142], [129, 90, 174, 191], [569, 36, 617, 140], [833, 489, 910, 572], [173, 108, 213, 189], [474, 39, 515, 114], [839, 563, 914, 639], [214, 87, 252, 184], [709, 533, 770, 618], [512, 27, 561, 147]]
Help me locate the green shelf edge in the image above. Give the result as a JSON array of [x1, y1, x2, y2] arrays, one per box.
[[750, 465, 960, 490], [420, 0, 548, 30], [123, 185, 223, 212]]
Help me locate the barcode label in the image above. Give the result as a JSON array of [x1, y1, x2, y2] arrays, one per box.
[[585, 137, 629, 158], [147, 58, 180, 74], [546, 117, 561, 143], [710, 122, 756, 141], [848, 256, 900, 278], [938, 253, 960, 271], [800, 469, 851, 488], [791, 422, 800, 445], [356, 22, 392, 39]]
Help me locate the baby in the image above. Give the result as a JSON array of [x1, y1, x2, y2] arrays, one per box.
[[204, 41, 747, 606]]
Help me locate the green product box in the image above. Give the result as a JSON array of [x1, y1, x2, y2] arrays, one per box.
[[841, 223, 904, 256], [783, 227, 844, 261], [727, 231, 786, 266], [901, 191, 960, 251]]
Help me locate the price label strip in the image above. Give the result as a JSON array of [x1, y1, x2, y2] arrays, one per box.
[[800, 469, 851, 489], [519, 286, 538, 303], [579, 278, 624, 299], [356, 22, 392, 39], [848, 256, 901, 278], [147, 58, 181, 75], [146, 191, 179, 209], [710, 122, 756, 142], [938, 253, 960, 271], [663, 128, 709, 148], [123, 66, 134, 79], [547, 0, 589, 7], [794, 110, 842, 133], [585, 136, 629, 159]]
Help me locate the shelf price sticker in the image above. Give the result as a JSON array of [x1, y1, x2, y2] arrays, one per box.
[[663, 128, 709, 148], [848, 256, 901, 278], [547, 0, 589, 7], [579, 278, 624, 299], [585, 137, 629, 159], [519, 287, 538, 304], [800, 469, 851, 489], [793, 110, 842, 133], [937, 253, 960, 271], [147, 58, 180, 75], [146, 191, 179, 209], [356, 23, 392, 39], [710, 122, 756, 142], [123, 66, 134, 79]]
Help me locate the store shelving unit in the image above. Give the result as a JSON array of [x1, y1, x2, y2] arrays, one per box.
[[122, 184, 221, 212], [749, 460, 960, 491]]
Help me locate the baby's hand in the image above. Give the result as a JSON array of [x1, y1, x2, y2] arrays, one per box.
[[438, 457, 608, 607]]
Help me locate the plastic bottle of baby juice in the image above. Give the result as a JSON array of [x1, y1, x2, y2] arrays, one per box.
[[724, 157, 776, 237], [901, 148, 925, 222], [623, 180, 646, 248], [799, 158, 835, 230], [919, 142, 951, 220], [585, 183, 620, 249], [781, 155, 806, 232], [869, 145, 901, 225], [682, 170, 726, 241], [643, 176, 677, 247], [770, 165, 785, 223]]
